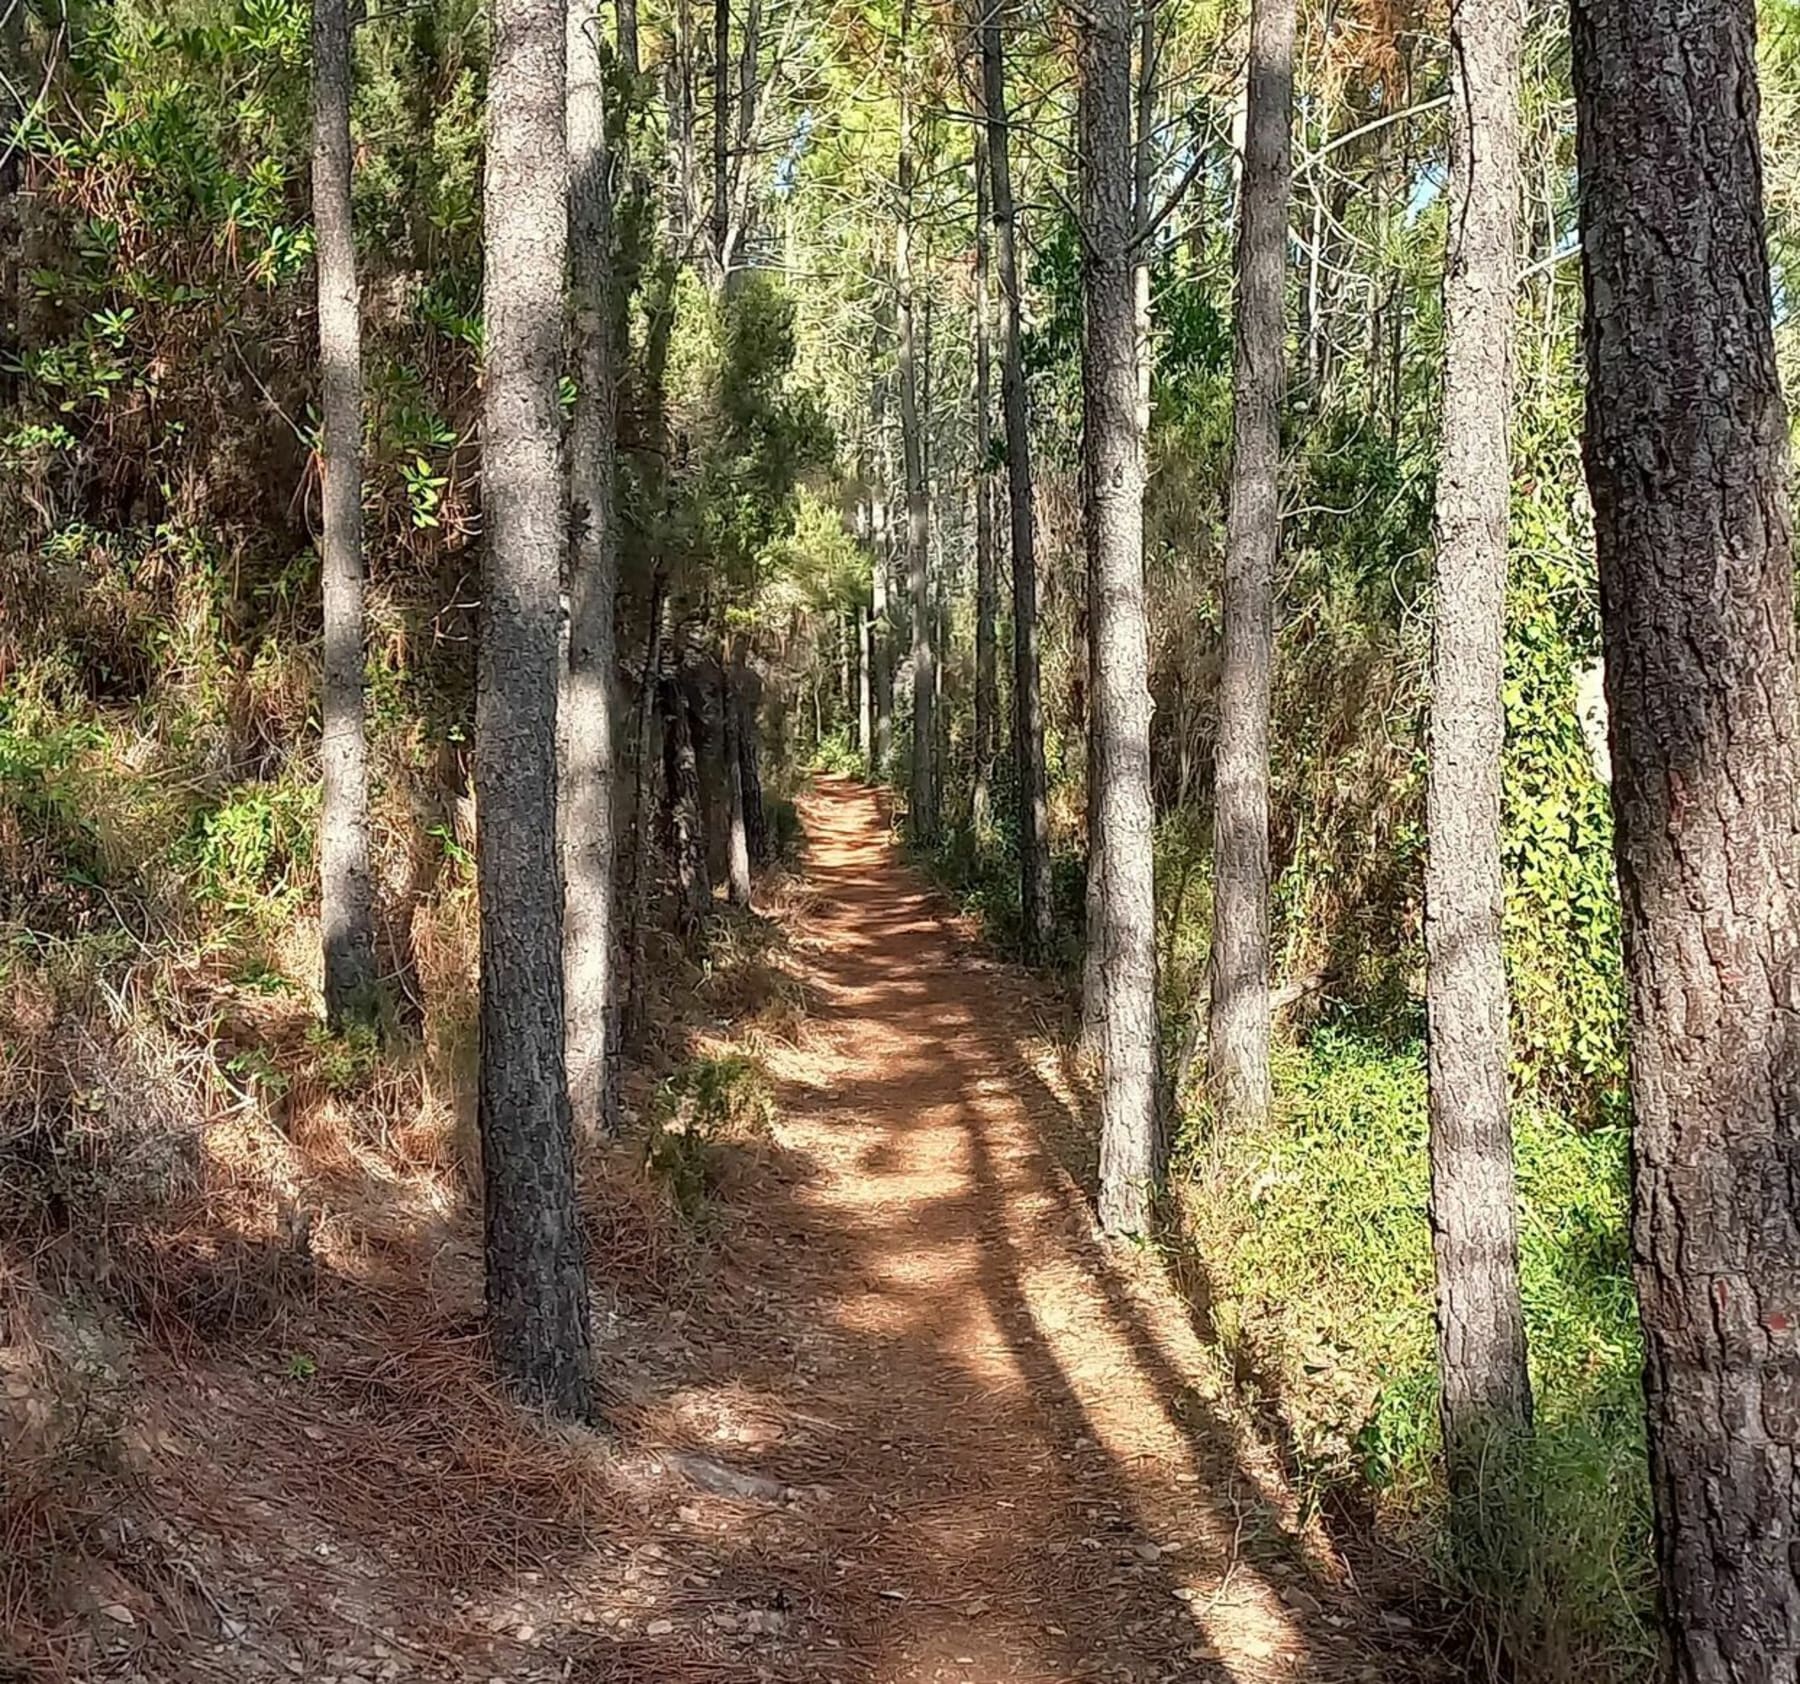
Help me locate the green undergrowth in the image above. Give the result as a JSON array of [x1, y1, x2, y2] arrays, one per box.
[[1172, 1027, 1653, 1681]]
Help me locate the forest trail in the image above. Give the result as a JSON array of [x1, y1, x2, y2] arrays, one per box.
[[53, 778, 1417, 1684], [610, 772, 1400, 1684]]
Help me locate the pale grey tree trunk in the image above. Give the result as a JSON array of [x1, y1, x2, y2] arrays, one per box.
[[1575, 4, 1800, 1676], [972, 98, 998, 836], [722, 663, 753, 906], [984, 0, 1052, 956], [479, 0, 592, 1418], [562, 0, 621, 1140], [313, 0, 378, 1029], [869, 351, 894, 778], [1425, 0, 1532, 1484], [1083, 0, 1160, 1238], [1208, 0, 1293, 1129], [898, 0, 934, 844], [858, 602, 873, 758]]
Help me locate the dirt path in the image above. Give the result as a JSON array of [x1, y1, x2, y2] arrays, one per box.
[[604, 775, 1391, 1684], [55, 776, 1412, 1684]]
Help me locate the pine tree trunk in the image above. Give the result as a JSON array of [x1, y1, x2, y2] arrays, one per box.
[[615, 0, 639, 77], [1083, 0, 1160, 1239], [1426, 0, 1532, 1479], [735, 651, 768, 865], [984, 0, 1052, 957], [622, 570, 665, 1049], [972, 99, 998, 836], [1208, 0, 1293, 1129], [479, 0, 592, 1418], [562, 0, 621, 1141], [869, 353, 894, 778], [711, 0, 730, 282], [898, 0, 934, 845], [661, 652, 711, 936], [313, 0, 378, 1030], [1574, 5, 1800, 1675], [858, 602, 874, 760], [722, 667, 752, 906]]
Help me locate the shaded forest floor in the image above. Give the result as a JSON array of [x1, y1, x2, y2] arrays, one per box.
[[9, 777, 1430, 1684]]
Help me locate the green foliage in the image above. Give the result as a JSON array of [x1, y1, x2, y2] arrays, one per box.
[[645, 1053, 777, 1223], [1175, 1030, 1651, 1680], [1502, 394, 1626, 1115]]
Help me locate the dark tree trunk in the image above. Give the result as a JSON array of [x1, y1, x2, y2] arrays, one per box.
[[622, 570, 666, 1049], [1082, 0, 1160, 1239], [984, 0, 1052, 956], [615, 0, 639, 78], [563, 0, 622, 1140], [1575, 4, 1800, 1676], [479, 0, 592, 1418], [846, 604, 863, 753], [661, 652, 711, 936], [1207, 0, 1293, 1128], [1426, 0, 1532, 1479], [313, 0, 378, 1029], [711, 0, 730, 282], [972, 92, 998, 836], [898, 0, 934, 845]]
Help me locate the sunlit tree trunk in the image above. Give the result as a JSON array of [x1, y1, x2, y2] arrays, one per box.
[[984, 0, 1052, 956], [722, 661, 752, 906], [972, 94, 998, 836], [1575, 4, 1800, 1676], [479, 0, 592, 1418], [1426, 0, 1532, 1485], [898, 0, 934, 845], [313, 0, 378, 1030], [562, 0, 621, 1140], [869, 348, 894, 778], [1082, 0, 1160, 1237], [1208, 0, 1294, 1129]]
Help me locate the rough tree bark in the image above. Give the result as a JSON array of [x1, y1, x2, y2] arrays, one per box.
[[722, 664, 753, 906], [898, 0, 934, 845], [984, 0, 1052, 956], [869, 348, 894, 778], [615, 0, 639, 77], [479, 0, 592, 1417], [622, 569, 665, 1049], [1083, 0, 1160, 1238], [1574, 3, 1800, 1676], [1208, 0, 1293, 1129], [562, 0, 621, 1140], [735, 649, 767, 865], [711, 0, 730, 283], [972, 82, 998, 836], [1425, 0, 1532, 1482], [313, 0, 378, 1029], [661, 638, 712, 937]]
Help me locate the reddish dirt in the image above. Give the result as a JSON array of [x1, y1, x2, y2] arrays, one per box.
[[26, 775, 1414, 1684], [625, 775, 1398, 1684]]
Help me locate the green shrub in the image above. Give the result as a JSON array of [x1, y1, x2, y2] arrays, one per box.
[[1174, 1028, 1652, 1680], [644, 1052, 776, 1223]]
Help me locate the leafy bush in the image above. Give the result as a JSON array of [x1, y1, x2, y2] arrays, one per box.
[[644, 1052, 776, 1223], [1173, 1028, 1652, 1681]]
